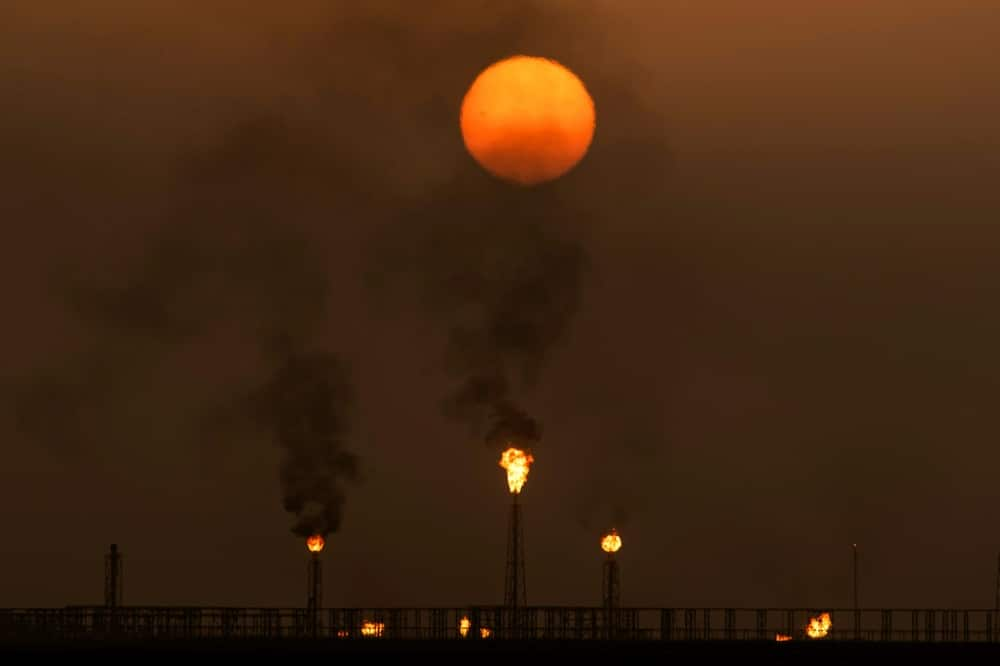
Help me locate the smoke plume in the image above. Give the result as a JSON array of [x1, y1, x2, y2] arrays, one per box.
[[6, 110, 367, 535], [256, 346, 359, 538], [390, 179, 589, 451]]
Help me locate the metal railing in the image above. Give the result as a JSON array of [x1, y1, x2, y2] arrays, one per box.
[[1, 607, 998, 642]]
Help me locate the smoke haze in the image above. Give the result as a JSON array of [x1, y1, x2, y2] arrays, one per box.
[[0, 1, 998, 609]]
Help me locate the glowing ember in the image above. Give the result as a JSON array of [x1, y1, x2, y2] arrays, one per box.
[[480, 627, 492, 638], [807, 612, 832, 639], [336, 630, 349, 638], [775, 633, 792, 642], [361, 621, 384, 637], [306, 535, 324, 553], [601, 528, 622, 553], [499, 447, 534, 494]]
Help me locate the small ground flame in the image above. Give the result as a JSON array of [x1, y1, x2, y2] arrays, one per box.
[[807, 612, 832, 639], [306, 535, 325, 553], [499, 447, 534, 494], [601, 528, 622, 553], [775, 633, 792, 642], [336, 630, 349, 638], [458, 614, 491, 638], [361, 621, 385, 637]]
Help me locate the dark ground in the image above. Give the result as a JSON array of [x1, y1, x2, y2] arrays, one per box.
[[3, 639, 1000, 663]]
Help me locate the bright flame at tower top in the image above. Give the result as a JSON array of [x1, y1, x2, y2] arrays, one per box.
[[601, 528, 622, 553], [499, 447, 534, 494], [306, 534, 325, 553]]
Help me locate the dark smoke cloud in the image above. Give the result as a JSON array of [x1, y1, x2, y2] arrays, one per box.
[[7, 109, 367, 530], [1, 0, 998, 609], [2, 1, 667, 550], [254, 346, 359, 538], [379, 176, 589, 451], [4, 1, 621, 546], [10, 114, 337, 440]]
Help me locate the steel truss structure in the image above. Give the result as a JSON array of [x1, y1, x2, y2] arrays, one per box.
[[3, 607, 1000, 642]]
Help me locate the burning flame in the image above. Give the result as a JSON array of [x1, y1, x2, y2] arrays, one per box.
[[601, 528, 622, 553], [458, 615, 491, 639], [499, 447, 534, 494], [361, 621, 384, 637], [306, 535, 325, 553], [775, 633, 792, 642], [806, 612, 832, 639], [336, 630, 349, 638]]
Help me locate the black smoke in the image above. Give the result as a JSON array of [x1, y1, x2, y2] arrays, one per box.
[[255, 346, 359, 538], [7, 111, 367, 536], [384, 177, 590, 451]]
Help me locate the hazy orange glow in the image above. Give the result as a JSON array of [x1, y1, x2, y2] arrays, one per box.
[[499, 447, 534, 494], [480, 627, 492, 638], [807, 612, 832, 639], [336, 630, 349, 638], [601, 528, 622, 553], [460, 55, 595, 186], [306, 535, 324, 553], [775, 633, 792, 642], [361, 621, 384, 637]]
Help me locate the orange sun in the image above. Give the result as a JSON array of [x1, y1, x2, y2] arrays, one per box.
[[460, 55, 596, 186]]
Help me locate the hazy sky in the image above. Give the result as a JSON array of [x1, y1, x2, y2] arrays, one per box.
[[1, 1, 998, 610]]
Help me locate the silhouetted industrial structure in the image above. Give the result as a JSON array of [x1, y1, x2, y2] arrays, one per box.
[[994, 552, 999, 617], [104, 544, 122, 608], [4, 606, 1000, 643], [852, 543, 859, 611], [602, 550, 621, 638], [307, 551, 322, 636], [503, 495, 526, 618], [7, 536, 999, 649]]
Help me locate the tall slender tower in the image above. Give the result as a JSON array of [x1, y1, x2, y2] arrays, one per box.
[[499, 447, 534, 635], [104, 543, 123, 608], [852, 543, 860, 639], [504, 493, 527, 610], [852, 543, 859, 609], [306, 535, 324, 636], [994, 552, 999, 614], [994, 552, 999, 641], [601, 529, 622, 638]]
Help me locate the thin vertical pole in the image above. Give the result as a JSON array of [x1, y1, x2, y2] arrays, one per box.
[[512, 495, 519, 614], [852, 543, 860, 640], [994, 552, 999, 613], [853, 543, 858, 610], [994, 552, 999, 641]]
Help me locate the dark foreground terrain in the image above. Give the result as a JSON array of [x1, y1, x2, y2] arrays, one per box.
[[3, 639, 1000, 662]]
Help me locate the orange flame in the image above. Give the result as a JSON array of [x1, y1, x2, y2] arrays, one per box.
[[775, 633, 792, 642], [499, 447, 534, 494], [601, 528, 622, 553], [458, 615, 491, 638], [361, 621, 384, 637], [306, 535, 325, 553], [806, 612, 832, 639], [336, 630, 349, 638]]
